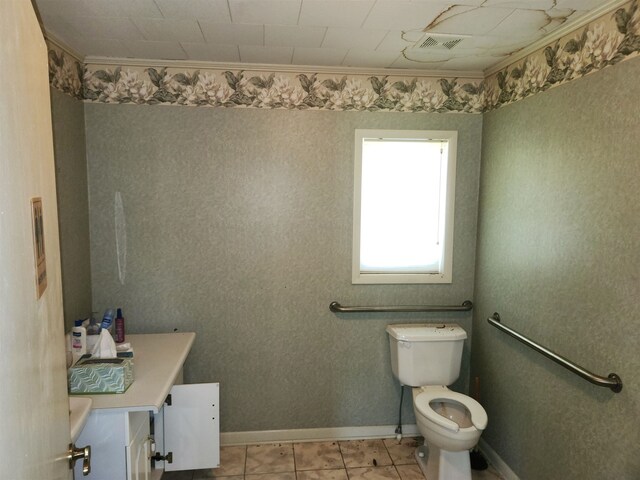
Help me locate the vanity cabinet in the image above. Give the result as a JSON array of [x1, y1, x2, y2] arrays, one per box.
[[73, 333, 219, 480], [128, 411, 152, 480]]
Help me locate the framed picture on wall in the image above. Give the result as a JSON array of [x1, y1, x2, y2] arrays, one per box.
[[31, 197, 47, 299]]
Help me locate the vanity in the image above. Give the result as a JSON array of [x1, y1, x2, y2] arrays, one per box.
[[73, 332, 219, 479]]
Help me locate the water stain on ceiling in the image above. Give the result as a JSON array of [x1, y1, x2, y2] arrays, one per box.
[[34, 0, 617, 73]]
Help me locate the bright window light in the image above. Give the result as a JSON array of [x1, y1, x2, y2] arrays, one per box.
[[353, 130, 457, 284]]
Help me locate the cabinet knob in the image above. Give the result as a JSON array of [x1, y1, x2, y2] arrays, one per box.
[[68, 443, 91, 476]]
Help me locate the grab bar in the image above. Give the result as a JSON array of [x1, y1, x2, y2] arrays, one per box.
[[488, 313, 623, 393], [329, 300, 473, 313]]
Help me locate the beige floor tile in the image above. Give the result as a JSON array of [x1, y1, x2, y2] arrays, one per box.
[[296, 468, 349, 480], [338, 439, 392, 468], [245, 443, 295, 474], [165, 438, 502, 480], [245, 473, 296, 480], [382, 437, 420, 465], [294, 441, 344, 470], [194, 445, 247, 477], [346, 466, 401, 479], [395, 464, 424, 480]]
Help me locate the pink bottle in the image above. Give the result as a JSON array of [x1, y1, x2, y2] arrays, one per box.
[[115, 308, 125, 343]]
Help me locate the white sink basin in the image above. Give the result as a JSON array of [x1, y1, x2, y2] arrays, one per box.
[[69, 396, 92, 442]]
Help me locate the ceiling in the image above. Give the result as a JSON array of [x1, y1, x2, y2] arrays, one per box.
[[35, 0, 610, 73]]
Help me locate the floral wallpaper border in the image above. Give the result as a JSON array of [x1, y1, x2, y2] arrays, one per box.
[[47, 0, 639, 113], [484, 0, 640, 111], [82, 67, 485, 113], [48, 44, 83, 100]]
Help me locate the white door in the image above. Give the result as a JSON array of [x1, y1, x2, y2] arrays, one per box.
[[0, 1, 72, 479]]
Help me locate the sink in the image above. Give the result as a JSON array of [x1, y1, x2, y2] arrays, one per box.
[[69, 396, 92, 442]]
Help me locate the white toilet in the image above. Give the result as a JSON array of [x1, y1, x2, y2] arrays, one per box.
[[386, 323, 488, 480]]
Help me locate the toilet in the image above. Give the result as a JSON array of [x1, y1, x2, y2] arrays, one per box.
[[386, 323, 487, 480]]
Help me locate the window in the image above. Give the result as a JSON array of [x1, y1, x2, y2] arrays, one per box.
[[352, 129, 457, 284]]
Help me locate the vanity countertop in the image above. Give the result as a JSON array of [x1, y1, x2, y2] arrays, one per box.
[[75, 332, 196, 413], [69, 396, 92, 442]]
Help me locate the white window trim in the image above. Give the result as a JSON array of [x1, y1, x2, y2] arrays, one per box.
[[352, 129, 457, 284]]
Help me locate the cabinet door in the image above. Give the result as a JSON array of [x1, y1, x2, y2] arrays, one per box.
[[74, 411, 128, 480], [127, 411, 151, 480], [163, 383, 220, 471]]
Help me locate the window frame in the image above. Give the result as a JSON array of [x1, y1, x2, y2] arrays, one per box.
[[352, 129, 458, 284]]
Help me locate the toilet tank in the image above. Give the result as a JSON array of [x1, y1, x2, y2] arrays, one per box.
[[386, 324, 467, 386]]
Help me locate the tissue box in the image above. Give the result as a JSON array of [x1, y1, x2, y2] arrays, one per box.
[[68, 357, 134, 394]]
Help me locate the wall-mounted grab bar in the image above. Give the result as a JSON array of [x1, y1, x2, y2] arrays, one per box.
[[329, 300, 473, 313], [488, 313, 623, 393]]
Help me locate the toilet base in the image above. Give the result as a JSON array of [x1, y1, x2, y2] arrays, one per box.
[[415, 444, 472, 480]]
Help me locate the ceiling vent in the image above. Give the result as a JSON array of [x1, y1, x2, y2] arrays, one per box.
[[412, 33, 468, 51]]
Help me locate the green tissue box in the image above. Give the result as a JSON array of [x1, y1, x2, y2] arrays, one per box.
[[68, 357, 134, 394]]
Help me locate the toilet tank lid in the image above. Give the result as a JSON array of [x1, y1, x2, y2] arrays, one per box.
[[386, 324, 467, 341]]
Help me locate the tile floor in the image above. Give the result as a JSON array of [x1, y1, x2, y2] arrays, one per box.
[[162, 438, 504, 480]]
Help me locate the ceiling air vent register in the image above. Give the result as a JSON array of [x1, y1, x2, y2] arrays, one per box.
[[412, 33, 468, 51]]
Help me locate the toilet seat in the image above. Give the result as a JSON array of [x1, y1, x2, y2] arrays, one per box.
[[414, 388, 488, 433]]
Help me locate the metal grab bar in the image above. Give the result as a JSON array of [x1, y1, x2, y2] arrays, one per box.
[[329, 300, 473, 313], [488, 313, 623, 393]]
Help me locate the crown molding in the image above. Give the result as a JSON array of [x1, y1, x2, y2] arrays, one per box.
[[44, 31, 84, 63], [83, 55, 485, 80], [484, 0, 630, 76]]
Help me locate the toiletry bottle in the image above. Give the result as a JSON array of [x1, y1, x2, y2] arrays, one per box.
[[101, 308, 115, 332], [71, 319, 87, 356], [86, 314, 100, 353], [115, 308, 125, 343]]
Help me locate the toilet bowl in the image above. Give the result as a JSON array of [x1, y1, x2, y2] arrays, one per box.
[[413, 386, 487, 451], [413, 386, 487, 480]]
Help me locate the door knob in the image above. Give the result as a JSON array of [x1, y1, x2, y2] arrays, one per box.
[[68, 443, 91, 476]]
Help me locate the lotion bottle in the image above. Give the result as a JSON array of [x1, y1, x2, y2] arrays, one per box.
[[71, 319, 87, 357]]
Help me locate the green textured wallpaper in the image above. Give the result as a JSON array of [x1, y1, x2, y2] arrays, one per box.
[[50, 88, 92, 332], [54, 49, 638, 473], [84, 106, 483, 432], [473, 57, 640, 478]]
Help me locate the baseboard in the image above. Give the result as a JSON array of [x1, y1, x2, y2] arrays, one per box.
[[221, 424, 420, 446], [478, 438, 520, 480]]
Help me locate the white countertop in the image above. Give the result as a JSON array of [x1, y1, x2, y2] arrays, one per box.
[[74, 332, 196, 413], [69, 396, 92, 442]]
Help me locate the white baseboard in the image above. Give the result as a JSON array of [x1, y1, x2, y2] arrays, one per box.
[[478, 438, 520, 480], [221, 424, 420, 446]]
